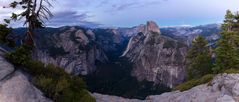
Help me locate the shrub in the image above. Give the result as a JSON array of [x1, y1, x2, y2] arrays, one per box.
[[58, 89, 95, 102], [0, 24, 16, 47], [223, 69, 239, 74], [174, 74, 214, 91], [78, 90, 96, 102], [27, 60, 95, 102], [34, 75, 56, 96], [5, 45, 32, 65]]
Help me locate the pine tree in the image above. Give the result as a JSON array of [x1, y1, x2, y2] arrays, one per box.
[[186, 36, 213, 79], [214, 10, 239, 73], [0, 24, 15, 47], [234, 12, 239, 32], [0, 24, 11, 43]]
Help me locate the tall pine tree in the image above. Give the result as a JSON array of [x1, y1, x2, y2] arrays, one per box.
[[186, 36, 213, 79], [214, 10, 239, 73]]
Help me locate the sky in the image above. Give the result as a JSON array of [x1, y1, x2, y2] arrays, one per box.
[[0, 0, 239, 28]]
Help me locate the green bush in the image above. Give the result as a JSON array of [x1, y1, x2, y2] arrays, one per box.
[[223, 69, 239, 74], [0, 24, 10, 43], [5, 45, 32, 65], [34, 75, 56, 96], [0, 24, 15, 47], [5, 45, 95, 102], [78, 90, 96, 102], [174, 74, 214, 91], [27, 61, 95, 102]]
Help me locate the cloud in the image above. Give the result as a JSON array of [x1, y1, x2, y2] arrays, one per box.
[[98, 0, 110, 7], [0, 0, 167, 27], [112, 2, 139, 11], [106, 0, 163, 12], [53, 11, 90, 20], [45, 11, 101, 28], [1, 0, 239, 27]]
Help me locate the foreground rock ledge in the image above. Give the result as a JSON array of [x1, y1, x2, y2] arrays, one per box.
[[0, 56, 52, 102], [94, 74, 239, 102]]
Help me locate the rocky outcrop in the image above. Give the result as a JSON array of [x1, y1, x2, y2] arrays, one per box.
[[32, 27, 108, 75], [146, 74, 239, 102], [29, 25, 132, 75], [0, 71, 52, 102], [146, 21, 161, 33], [94, 74, 239, 102], [0, 55, 51, 102], [122, 21, 188, 88], [93, 93, 142, 102], [0, 57, 14, 81]]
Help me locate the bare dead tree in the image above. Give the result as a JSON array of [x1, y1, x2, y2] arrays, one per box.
[[4, 0, 54, 46]]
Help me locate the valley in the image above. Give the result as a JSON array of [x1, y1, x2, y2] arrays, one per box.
[[0, 0, 238, 102], [11, 21, 221, 100]]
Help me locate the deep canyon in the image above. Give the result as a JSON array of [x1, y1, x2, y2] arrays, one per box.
[[6, 21, 221, 101]]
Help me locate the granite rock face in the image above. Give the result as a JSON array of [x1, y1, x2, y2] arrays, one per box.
[[13, 23, 220, 77], [31, 26, 132, 75], [122, 21, 188, 88], [0, 55, 51, 102], [92, 28, 129, 60], [94, 74, 239, 102], [0, 71, 52, 102], [32, 27, 108, 75]]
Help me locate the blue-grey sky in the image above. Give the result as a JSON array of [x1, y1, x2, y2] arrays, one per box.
[[0, 0, 239, 27]]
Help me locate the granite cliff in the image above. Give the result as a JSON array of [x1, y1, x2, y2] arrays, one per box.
[[122, 21, 188, 88], [31, 27, 108, 75], [27, 26, 131, 76]]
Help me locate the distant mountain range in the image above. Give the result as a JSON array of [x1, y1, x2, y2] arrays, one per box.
[[160, 24, 221, 46]]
